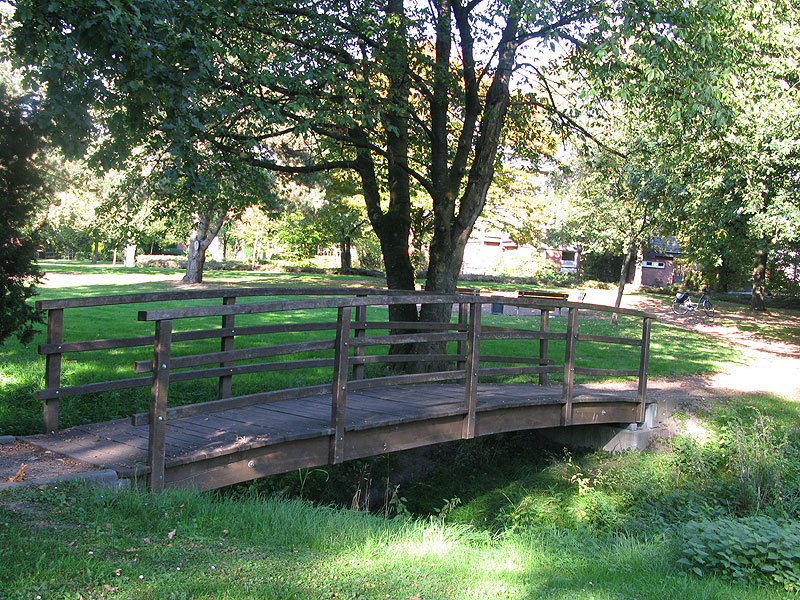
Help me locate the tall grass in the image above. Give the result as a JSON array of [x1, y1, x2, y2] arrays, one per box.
[[0, 482, 786, 600]]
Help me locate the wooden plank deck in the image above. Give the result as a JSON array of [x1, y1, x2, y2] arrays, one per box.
[[24, 383, 648, 491]]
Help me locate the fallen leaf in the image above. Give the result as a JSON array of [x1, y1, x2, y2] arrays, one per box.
[[143, 537, 151, 545], [103, 584, 117, 591], [9, 464, 27, 483], [167, 529, 177, 540], [125, 548, 138, 553]]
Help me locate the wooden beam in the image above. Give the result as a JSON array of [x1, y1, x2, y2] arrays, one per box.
[[462, 303, 481, 439], [456, 302, 469, 371], [43, 308, 63, 434], [330, 307, 351, 464], [539, 309, 550, 386], [148, 319, 172, 492], [575, 334, 643, 346], [637, 317, 652, 423], [218, 296, 236, 400], [562, 307, 579, 426], [352, 302, 367, 381]]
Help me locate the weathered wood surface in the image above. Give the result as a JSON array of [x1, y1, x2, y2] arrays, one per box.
[[25, 382, 651, 490]]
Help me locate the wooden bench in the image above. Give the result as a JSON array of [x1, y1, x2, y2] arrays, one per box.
[[456, 287, 479, 296], [517, 289, 569, 301]]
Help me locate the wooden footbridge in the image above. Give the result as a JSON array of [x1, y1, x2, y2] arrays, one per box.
[[27, 287, 654, 491]]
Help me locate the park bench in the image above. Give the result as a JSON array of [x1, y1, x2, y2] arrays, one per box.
[[517, 289, 569, 301], [455, 287, 480, 296]]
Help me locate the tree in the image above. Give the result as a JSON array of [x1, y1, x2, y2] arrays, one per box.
[[10, 0, 735, 323], [0, 81, 44, 343], [660, 0, 800, 307], [559, 135, 679, 323]]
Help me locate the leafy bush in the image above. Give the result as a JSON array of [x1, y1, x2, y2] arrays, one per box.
[[679, 516, 800, 590]]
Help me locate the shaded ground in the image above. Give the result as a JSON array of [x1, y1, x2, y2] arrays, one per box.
[[0, 439, 95, 483]]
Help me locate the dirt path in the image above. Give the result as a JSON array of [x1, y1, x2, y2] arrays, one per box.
[[610, 290, 800, 401]]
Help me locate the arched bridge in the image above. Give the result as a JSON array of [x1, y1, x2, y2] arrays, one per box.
[[27, 287, 655, 491]]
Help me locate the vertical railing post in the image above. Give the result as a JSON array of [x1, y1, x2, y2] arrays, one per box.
[[330, 307, 351, 464], [43, 308, 64, 434], [148, 319, 172, 492], [462, 301, 482, 439], [456, 302, 469, 371], [218, 296, 236, 399], [561, 307, 578, 426], [539, 308, 550, 386], [637, 317, 652, 423], [352, 298, 367, 381]]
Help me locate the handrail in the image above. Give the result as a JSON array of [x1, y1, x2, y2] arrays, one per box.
[[35, 286, 654, 464]]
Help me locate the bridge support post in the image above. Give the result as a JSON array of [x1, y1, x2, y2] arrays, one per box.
[[330, 307, 351, 464], [462, 302, 481, 439], [218, 296, 236, 399], [539, 309, 550, 386], [43, 308, 64, 434], [456, 302, 469, 371], [562, 307, 578, 426], [352, 300, 367, 381], [148, 319, 172, 492], [637, 317, 652, 423]]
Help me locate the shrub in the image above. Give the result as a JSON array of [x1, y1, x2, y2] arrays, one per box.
[[679, 515, 800, 590]]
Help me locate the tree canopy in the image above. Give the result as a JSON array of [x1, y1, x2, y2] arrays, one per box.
[[11, 0, 759, 316]]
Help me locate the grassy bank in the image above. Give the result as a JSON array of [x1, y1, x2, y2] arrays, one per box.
[[0, 476, 789, 600]]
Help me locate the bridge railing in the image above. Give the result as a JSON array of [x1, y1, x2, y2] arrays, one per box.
[[36, 287, 652, 492], [35, 287, 397, 433]]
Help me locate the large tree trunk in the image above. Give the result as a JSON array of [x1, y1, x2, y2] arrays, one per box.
[[182, 210, 226, 284], [751, 245, 768, 311]]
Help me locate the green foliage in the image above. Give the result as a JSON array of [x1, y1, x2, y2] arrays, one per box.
[[0, 82, 44, 343], [679, 516, 800, 590], [726, 412, 792, 513]]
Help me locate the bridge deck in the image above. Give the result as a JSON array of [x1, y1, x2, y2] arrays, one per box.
[[25, 383, 646, 490]]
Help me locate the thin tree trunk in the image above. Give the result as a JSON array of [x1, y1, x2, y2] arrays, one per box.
[[183, 211, 226, 284], [340, 237, 352, 270], [123, 243, 136, 268], [751, 246, 768, 311], [251, 225, 261, 270], [111, 247, 117, 266], [184, 230, 207, 283], [92, 241, 98, 264], [612, 243, 636, 327]]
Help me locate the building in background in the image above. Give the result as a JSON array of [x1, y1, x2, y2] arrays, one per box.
[[460, 228, 580, 276]]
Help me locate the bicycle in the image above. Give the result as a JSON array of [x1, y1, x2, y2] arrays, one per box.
[[672, 290, 714, 315]]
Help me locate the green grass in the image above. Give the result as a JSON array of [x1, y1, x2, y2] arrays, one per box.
[[0, 482, 786, 600], [0, 263, 742, 435], [1, 263, 796, 598]]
